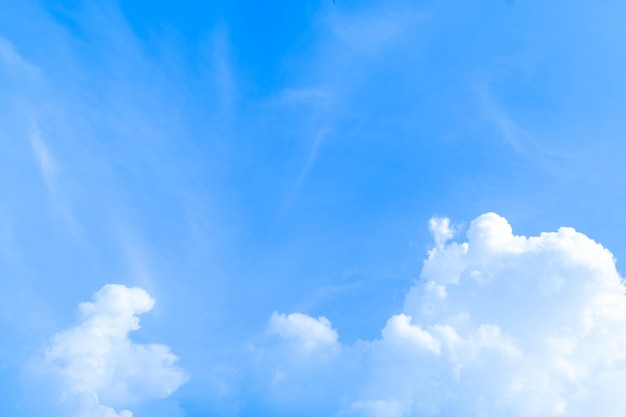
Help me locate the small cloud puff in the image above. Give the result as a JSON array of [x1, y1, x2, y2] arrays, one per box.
[[244, 312, 343, 413], [268, 312, 339, 355], [428, 216, 454, 249], [43, 284, 187, 417], [258, 212, 626, 417]]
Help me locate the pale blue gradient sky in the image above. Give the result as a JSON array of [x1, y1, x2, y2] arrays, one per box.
[[2, 1, 626, 416]]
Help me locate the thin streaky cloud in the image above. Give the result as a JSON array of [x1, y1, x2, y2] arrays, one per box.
[[475, 83, 526, 152], [0, 36, 40, 76], [0, 210, 18, 262], [295, 127, 330, 191], [277, 128, 330, 217], [28, 123, 84, 238], [30, 125, 58, 192]]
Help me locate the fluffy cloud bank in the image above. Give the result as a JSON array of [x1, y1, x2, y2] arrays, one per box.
[[264, 213, 626, 416], [43, 284, 188, 417]]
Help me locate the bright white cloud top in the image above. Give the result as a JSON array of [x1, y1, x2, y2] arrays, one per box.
[[43, 284, 188, 417], [264, 213, 626, 416], [268, 312, 339, 355]]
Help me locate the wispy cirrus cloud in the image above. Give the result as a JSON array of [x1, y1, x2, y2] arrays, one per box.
[[0, 36, 40, 77], [29, 125, 57, 193]]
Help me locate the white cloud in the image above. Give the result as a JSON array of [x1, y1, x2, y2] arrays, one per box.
[[259, 212, 626, 417], [428, 216, 454, 249], [44, 284, 188, 417], [380, 314, 441, 355], [243, 312, 343, 413], [268, 312, 339, 355]]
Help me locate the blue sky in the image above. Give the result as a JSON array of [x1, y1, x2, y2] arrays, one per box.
[[3, 1, 626, 416]]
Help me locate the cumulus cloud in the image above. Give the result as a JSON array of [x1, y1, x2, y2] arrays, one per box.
[[261, 212, 626, 417], [243, 312, 343, 414], [44, 284, 188, 417], [268, 312, 339, 355]]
